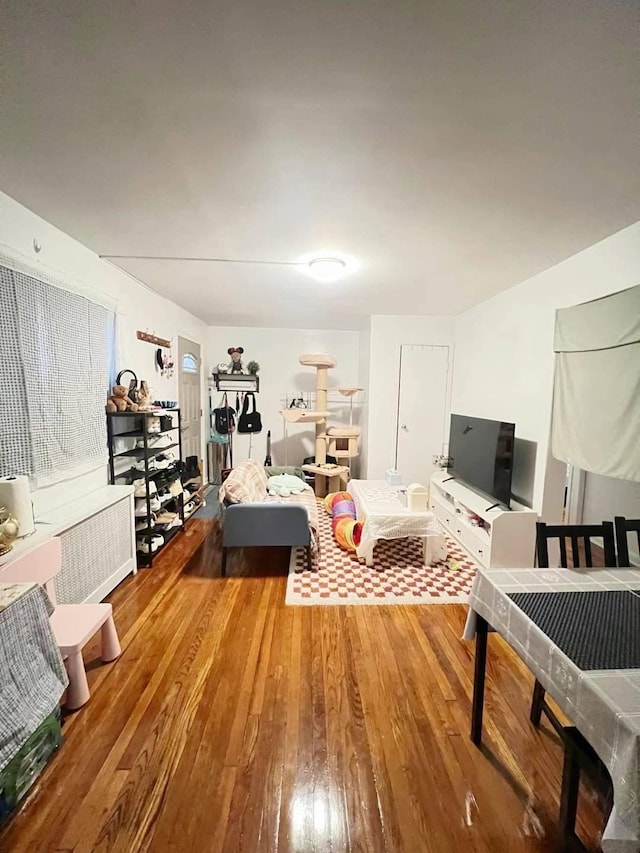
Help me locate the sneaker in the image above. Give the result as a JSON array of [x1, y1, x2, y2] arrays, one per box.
[[184, 501, 196, 515], [154, 452, 176, 470], [147, 417, 161, 434], [136, 435, 172, 450], [133, 479, 157, 497], [135, 496, 160, 515], [155, 510, 178, 525], [137, 534, 164, 554], [157, 488, 174, 505], [135, 513, 157, 532], [132, 458, 159, 472], [168, 479, 183, 497]]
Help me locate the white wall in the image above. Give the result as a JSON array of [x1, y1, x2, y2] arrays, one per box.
[[0, 191, 209, 514], [356, 321, 372, 478], [365, 315, 455, 479], [207, 326, 361, 468], [451, 221, 640, 519]]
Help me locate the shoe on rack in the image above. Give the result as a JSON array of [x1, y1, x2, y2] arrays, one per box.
[[132, 457, 159, 472], [155, 510, 178, 525], [154, 452, 176, 470], [184, 455, 200, 477], [136, 496, 161, 515], [133, 478, 157, 497], [184, 501, 196, 515], [135, 513, 157, 532], [157, 488, 174, 505], [136, 534, 164, 554], [136, 434, 172, 450], [168, 479, 183, 497], [147, 417, 161, 434]]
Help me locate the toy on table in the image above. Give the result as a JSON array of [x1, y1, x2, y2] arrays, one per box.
[[324, 491, 363, 553], [106, 385, 139, 413]]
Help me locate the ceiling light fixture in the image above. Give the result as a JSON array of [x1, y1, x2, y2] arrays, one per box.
[[306, 256, 348, 282]]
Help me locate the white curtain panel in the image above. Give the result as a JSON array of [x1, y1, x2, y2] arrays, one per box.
[[0, 266, 115, 487], [551, 284, 640, 482]]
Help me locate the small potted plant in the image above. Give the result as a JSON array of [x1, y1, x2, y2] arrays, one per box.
[[247, 360, 260, 375]]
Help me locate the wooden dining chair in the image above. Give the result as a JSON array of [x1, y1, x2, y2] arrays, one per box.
[[530, 521, 616, 734], [614, 516, 640, 567], [532, 522, 617, 851], [0, 538, 122, 709]]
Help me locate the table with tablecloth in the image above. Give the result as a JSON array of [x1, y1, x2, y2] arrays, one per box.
[[464, 565, 640, 853], [348, 479, 446, 567], [0, 583, 68, 773]]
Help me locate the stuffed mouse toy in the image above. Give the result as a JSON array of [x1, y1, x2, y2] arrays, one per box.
[[228, 347, 244, 373]]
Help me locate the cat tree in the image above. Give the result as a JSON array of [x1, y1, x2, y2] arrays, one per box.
[[280, 354, 361, 497]]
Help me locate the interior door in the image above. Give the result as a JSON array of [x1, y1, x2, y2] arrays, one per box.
[[395, 344, 451, 485], [178, 337, 202, 462]]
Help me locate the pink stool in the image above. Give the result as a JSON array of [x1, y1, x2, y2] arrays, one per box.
[[0, 538, 121, 709]]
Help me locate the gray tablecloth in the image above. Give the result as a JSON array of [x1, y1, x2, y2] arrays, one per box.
[[464, 565, 640, 853], [0, 582, 68, 772]]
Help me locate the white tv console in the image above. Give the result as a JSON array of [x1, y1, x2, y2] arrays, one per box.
[[429, 471, 537, 569]]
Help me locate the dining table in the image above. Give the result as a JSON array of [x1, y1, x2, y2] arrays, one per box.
[[464, 564, 640, 853]]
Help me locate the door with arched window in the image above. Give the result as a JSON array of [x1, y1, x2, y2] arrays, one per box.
[[178, 336, 202, 463]]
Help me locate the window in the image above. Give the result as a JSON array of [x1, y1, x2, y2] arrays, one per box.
[[182, 353, 198, 373], [0, 265, 116, 487]]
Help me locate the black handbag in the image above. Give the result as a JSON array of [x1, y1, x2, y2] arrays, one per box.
[[238, 393, 262, 434], [214, 393, 236, 435]]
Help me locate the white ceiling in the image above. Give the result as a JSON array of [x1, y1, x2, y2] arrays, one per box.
[[2, 0, 639, 330]]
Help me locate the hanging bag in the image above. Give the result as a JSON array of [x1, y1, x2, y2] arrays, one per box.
[[238, 393, 263, 434], [214, 393, 236, 435]]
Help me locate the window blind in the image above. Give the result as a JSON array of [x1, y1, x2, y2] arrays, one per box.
[[551, 284, 640, 482], [0, 265, 115, 487]]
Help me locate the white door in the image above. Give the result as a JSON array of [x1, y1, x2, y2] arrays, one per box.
[[178, 337, 202, 462], [395, 344, 451, 485]]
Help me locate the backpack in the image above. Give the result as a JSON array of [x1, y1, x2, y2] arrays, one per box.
[[237, 393, 262, 434]]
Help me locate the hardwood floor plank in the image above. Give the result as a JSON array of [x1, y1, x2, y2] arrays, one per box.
[[1, 522, 605, 853]]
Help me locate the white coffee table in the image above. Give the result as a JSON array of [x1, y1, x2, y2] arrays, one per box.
[[349, 479, 446, 568]]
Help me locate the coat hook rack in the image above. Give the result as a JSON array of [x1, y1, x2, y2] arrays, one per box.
[[136, 330, 171, 348]]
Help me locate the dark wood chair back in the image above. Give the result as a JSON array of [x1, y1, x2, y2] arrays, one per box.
[[535, 521, 616, 569], [614, 516, 640, 568]]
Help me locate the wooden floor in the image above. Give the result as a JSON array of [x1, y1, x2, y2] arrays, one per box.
[[1, 519, 603, 853]]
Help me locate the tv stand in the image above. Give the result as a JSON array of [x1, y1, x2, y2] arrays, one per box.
[[430, 471, 537, 568]]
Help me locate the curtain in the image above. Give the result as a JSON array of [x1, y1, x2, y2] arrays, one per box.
[[551, 284, 640, 482], [0, 265, 115, 487]]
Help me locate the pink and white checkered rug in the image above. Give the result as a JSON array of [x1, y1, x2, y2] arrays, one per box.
[[286, 501, 478, 606]]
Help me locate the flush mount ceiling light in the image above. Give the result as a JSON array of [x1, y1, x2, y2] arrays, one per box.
[[306, 257, 348, 282], [100, 250, 359, 282]]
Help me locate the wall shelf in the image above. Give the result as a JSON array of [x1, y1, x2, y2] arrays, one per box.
[[211, 373, 260, 393]]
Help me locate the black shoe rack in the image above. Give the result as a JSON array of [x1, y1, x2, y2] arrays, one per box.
[[106, 409, 185, 567]]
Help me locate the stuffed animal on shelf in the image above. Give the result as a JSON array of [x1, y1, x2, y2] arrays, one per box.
[[106, 384, 139, 413], [137, 380, 153, 411], [227, 347, 244, 373]]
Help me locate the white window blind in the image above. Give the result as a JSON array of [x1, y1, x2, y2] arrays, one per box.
[[0, 265, 116, 487], [551, 284, 640, 482]]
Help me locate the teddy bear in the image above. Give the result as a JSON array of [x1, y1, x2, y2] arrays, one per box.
[[106, 384, 139, 413]]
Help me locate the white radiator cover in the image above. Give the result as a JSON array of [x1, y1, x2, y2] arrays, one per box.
[[56, 496, 134, 603], [0, 485, 136, 603]]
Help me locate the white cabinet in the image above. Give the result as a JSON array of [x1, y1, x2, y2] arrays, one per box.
[[430, 471, 537, 568]]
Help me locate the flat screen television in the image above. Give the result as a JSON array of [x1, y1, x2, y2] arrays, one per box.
[[447, 414, 515, 508]]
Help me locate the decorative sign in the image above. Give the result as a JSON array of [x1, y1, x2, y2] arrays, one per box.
[[136, 330, 171, 348]]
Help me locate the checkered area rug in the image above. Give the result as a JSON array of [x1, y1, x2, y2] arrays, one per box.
[[286, 500, 478, 606]]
